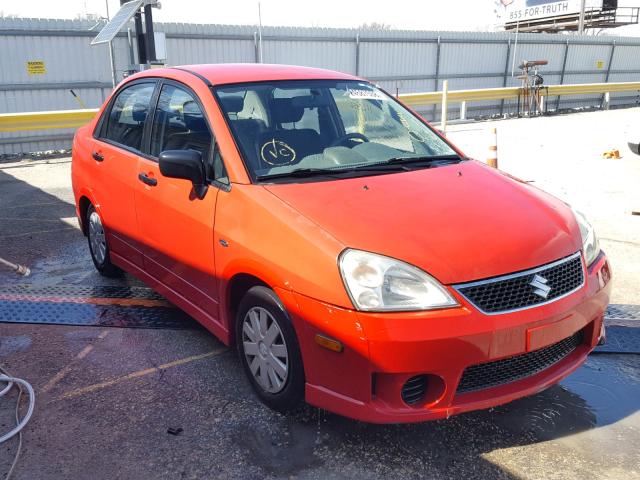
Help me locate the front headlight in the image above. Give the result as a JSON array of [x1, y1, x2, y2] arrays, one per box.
[[573, 209, 600, 266], [338, 249, 458, 312]]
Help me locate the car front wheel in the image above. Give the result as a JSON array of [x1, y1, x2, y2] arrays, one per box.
[[236, 286, 304, 413]]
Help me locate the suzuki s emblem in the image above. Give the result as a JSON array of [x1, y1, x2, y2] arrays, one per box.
[[530, 274, 551, 299]]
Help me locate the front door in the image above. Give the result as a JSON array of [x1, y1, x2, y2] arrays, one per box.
[[134, 81, 220, 324]]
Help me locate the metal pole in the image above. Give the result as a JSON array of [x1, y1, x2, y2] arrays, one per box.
[[555, 39, 570, 111], [134, 11, 147, 64], [604, 40, 616, 83], [105, 0, 117, 87], [143, 4, 156, 63], [578, 0, 586, 34], [433, 36, 441, 121], [511, 21, 519, 78], [500, 39, 511, 116], [257, 2, 263, 63], [127, 28, 136, 68], [253, 32, 259, 63], [355, 34, 360, 76], [601, 40, 616, 108], [441, 79, 448, 134]]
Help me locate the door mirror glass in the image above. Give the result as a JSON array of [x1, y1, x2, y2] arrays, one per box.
[[159, 150, 208, 199]]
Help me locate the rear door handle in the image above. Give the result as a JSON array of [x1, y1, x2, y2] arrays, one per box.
[[138, 172, 158, 187], [92, 151, 104, 162]]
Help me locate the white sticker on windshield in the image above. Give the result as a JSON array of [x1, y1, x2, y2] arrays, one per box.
[[347, 88, 386, 100]]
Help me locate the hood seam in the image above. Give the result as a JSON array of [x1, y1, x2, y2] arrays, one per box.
[[262, 185, 347, 248]]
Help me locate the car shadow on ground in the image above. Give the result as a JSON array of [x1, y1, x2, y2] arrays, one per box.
[[0, 165, 141, 288], [237, 382, 588, 478]]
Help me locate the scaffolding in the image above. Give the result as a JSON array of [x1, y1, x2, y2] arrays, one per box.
[[504, 6, 640, 33]]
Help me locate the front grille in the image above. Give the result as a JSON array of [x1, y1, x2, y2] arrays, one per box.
[[456, 329, 584, 395], [401, 375, 428, 405], [455, 253, 584, 314]]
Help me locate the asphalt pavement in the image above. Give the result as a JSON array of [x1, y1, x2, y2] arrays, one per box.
[[1, 108, 639, 480]]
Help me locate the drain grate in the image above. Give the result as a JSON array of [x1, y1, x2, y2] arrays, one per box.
[[0, 284, 637, 341], [0, 300, 199, 329], [0, 284, 200, 330], [0, 284, 166, 300], [605, 304, 640, 322]]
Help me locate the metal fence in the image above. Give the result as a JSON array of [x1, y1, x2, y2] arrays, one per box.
[[1, 17, 640, 154]]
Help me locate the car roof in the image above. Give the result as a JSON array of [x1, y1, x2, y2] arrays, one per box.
[[137, 63, 361, 86]]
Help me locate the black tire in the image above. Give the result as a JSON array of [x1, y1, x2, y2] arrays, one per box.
[[236, 286, 305, 413], [86, 204, 122, 278]]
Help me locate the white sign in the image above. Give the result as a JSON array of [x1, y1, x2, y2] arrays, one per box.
[[497, 0, 603, 24], [347, 88, 386, 101]]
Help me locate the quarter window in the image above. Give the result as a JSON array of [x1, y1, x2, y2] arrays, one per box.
[[149, 84, 213, 160], [213, 148, 229, 185], [102, 83, 155, 151]]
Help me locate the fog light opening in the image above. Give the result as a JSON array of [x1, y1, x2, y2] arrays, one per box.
[[401, 375, 428, 406]]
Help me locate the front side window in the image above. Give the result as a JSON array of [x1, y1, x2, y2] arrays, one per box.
[[149, 84, 213, 160], [102, 82, 155, 151], [215, 80, 459, 183]]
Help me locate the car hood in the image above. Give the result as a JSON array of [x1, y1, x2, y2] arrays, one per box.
[[263, 161, 582, 284]]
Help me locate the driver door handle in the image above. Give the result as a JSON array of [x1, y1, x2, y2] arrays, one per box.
[[138, 172, 158, 187]]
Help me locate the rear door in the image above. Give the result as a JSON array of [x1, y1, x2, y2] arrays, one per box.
[[92, 80, 157, 267], [134, 80, 222, 324]]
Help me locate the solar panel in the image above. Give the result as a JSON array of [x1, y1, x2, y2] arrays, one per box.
[[91, 0, 144, 45]]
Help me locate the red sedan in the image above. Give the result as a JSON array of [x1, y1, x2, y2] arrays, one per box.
[[72, 64, 611, 423]]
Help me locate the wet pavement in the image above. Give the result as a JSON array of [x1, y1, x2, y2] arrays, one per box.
[[0, 154, 639, 479]]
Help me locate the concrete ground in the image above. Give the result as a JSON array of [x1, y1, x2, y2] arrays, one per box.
[[0, 107, 639, 480], [447, 107, 640, 306]]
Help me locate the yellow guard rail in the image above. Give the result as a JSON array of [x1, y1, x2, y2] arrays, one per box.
[[1, 81, 639, 133]]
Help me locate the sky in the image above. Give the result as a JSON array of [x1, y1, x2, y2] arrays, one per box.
[[1, 0, 638, 35], [0, 0, 499, 31]]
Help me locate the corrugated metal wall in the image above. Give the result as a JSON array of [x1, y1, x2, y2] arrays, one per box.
[[1, 17, 640, 154]]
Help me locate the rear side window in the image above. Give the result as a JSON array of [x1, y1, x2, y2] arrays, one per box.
[[149, 84, 213, 160], [102, 83, 155, 151]]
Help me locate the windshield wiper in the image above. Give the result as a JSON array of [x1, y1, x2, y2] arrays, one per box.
[[384, 154, 462, 164], [256, 168, 345, 181], [256, 155, 463, 181], [346, 154, 463, 172]]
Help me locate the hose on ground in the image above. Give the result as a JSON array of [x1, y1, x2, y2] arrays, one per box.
[[0, 366, 35, 480]]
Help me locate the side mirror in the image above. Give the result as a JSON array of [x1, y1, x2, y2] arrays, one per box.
[[159, 150, 208, 199]]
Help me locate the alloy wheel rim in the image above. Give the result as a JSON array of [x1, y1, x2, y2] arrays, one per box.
[[242, 306, 289, 394], [88, 211, 107, 266]]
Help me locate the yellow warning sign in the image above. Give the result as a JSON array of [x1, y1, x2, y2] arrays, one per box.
[[27, 60, 46, 75], [596, 60, 605, 70]]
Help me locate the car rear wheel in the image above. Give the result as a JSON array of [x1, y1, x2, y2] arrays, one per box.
[[236, 286, 304, 413], [86, 205, 122, 278]]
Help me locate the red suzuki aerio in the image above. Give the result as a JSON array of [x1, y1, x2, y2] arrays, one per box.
[[72, 64, 611, 423]]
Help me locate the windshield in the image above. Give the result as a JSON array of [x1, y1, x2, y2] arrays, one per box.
[[215, 80, 460, 182]]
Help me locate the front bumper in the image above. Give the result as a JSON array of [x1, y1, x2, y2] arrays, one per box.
[[278, 252, 612, 423]]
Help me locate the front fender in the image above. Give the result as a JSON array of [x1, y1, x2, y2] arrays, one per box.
[[213, 184, 352, 331]]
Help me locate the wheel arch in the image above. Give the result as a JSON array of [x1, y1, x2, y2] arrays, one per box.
[[78, 195, 92, 236], [225, 272, 271, 346]]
